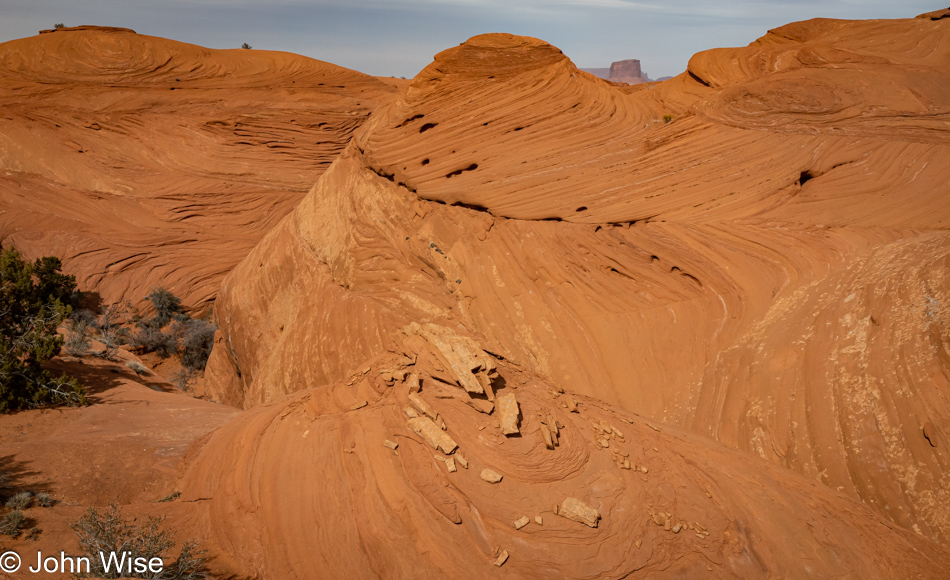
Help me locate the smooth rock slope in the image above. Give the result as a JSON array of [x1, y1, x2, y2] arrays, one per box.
[[205, 12, 950, 552], [0, 25, 398, 309]]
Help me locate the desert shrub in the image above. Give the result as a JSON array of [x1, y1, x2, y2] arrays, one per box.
[[0, 510, 24, 537], [96, 303, 130, 360], [71, 501, 208, 579], [70, 308, 98, 328], [35, 492, 54, 508], [0, 247, 86, 412], [147, 288, 182, 328], [157, 491, 180, 503], [54, 23, 65, 29], [5, 491, 31, 510], [171, 369, 195, 392], [65, 318, 92, 356], [180, 319, 215, 371], [125, 360, 149, 375], [663, 113, 673, 123], [241, 42, 251, 49], [130, 325, 178, 358]]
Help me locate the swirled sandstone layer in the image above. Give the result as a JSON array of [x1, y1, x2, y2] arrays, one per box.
[[206, 11, 950, 552], [182, 331, 950, 578], [0, 26, 398, 308]]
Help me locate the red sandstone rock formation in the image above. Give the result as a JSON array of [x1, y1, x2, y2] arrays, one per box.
[[0, 26, 398, 310], [202, 14, 950, 559]]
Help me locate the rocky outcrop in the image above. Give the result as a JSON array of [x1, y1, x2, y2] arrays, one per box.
[[0, 27, 398, 309], [206, 16, 950, 549], [182, 335, 950, 578], [608, 58, 648, 84]]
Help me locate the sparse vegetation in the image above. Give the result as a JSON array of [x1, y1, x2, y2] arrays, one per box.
[[663, 113, 673, 123], [71, 501, 209, 579], [0, 510, 24, 537], [148, 288, 183, 328], [96, 302, 129, 361], [241, 42, 252, 49], [35, 492, 54, 507], [131, 288, 216, 379], [125, 360, 149, 375], [5, 491, 31, 510], [180, 319, 215, 371], [65, 317, 92, 356], [157, 490, 180, 503], [171, 368, 196, 392], [25, 526, 40, 541], [0, 247, 86, 412], [54, 23, 65, 29]]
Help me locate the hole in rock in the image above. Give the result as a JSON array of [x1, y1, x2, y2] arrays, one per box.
[[576, 206, 588, 212], [419, 123, 438, 133]]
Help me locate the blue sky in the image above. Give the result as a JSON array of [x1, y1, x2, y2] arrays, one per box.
[[0, 1, 941, 78]]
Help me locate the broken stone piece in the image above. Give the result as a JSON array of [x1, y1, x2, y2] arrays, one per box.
[[383, 440, 398, 450], [535, 516, 543, 525], [635, 539, 642, 549], [621, 459, 631, 470], [349, 400, 368, 410], [407, 417, 458, 454], [514, 516, 529, 530], [496, 392, 521, 435], [407, 373, 422, 394], [640, 466, 649, 474], [672, 523, 682, 534], [446, 457, 457, 473], [493, 550, 509, 567], [546, 415, 559, 438], [480, 468, 503, 483], [408, 392, 438, 420], [380, 371, 394, 383], [458, 393, 494, 414], [612, 426, 624, 439], [566, 395, 578, 413], [558, 498, 600, 528], [404, 406, 419, 418], [599, 438, 610, 448], [455, 452, 469, 469], [540, 423, 555, 450]]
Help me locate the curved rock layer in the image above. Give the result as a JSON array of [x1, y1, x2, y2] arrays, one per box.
[[0, 26, 398, 308], [207, 12, 950, 551], [183, 331, 950, 578]]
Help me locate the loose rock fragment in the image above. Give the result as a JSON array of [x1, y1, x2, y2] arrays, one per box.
[[514, 516, 530, 530], [455, 452, 469, 469], [599, 438, 609, 448], [349, 400, 368, 410], [546, 416, 560, 438], [407, 417, 458, 454], [408, 393, 438, 420], [404, 406, 419, 418], [446, 457, 457, 473], [496, 392, 521, 435], [407, 373, 422, 393], [635, 538, 642, 549], [383, 439, 398, 450], [480, 468, 503, 483], [640, 466, 649, 474], [540, 423, 555, 450], [558, 498, 600, 528], [493, 550, 509, 567], [566, 394, 578, 413], [535, 516, 543, 525]]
